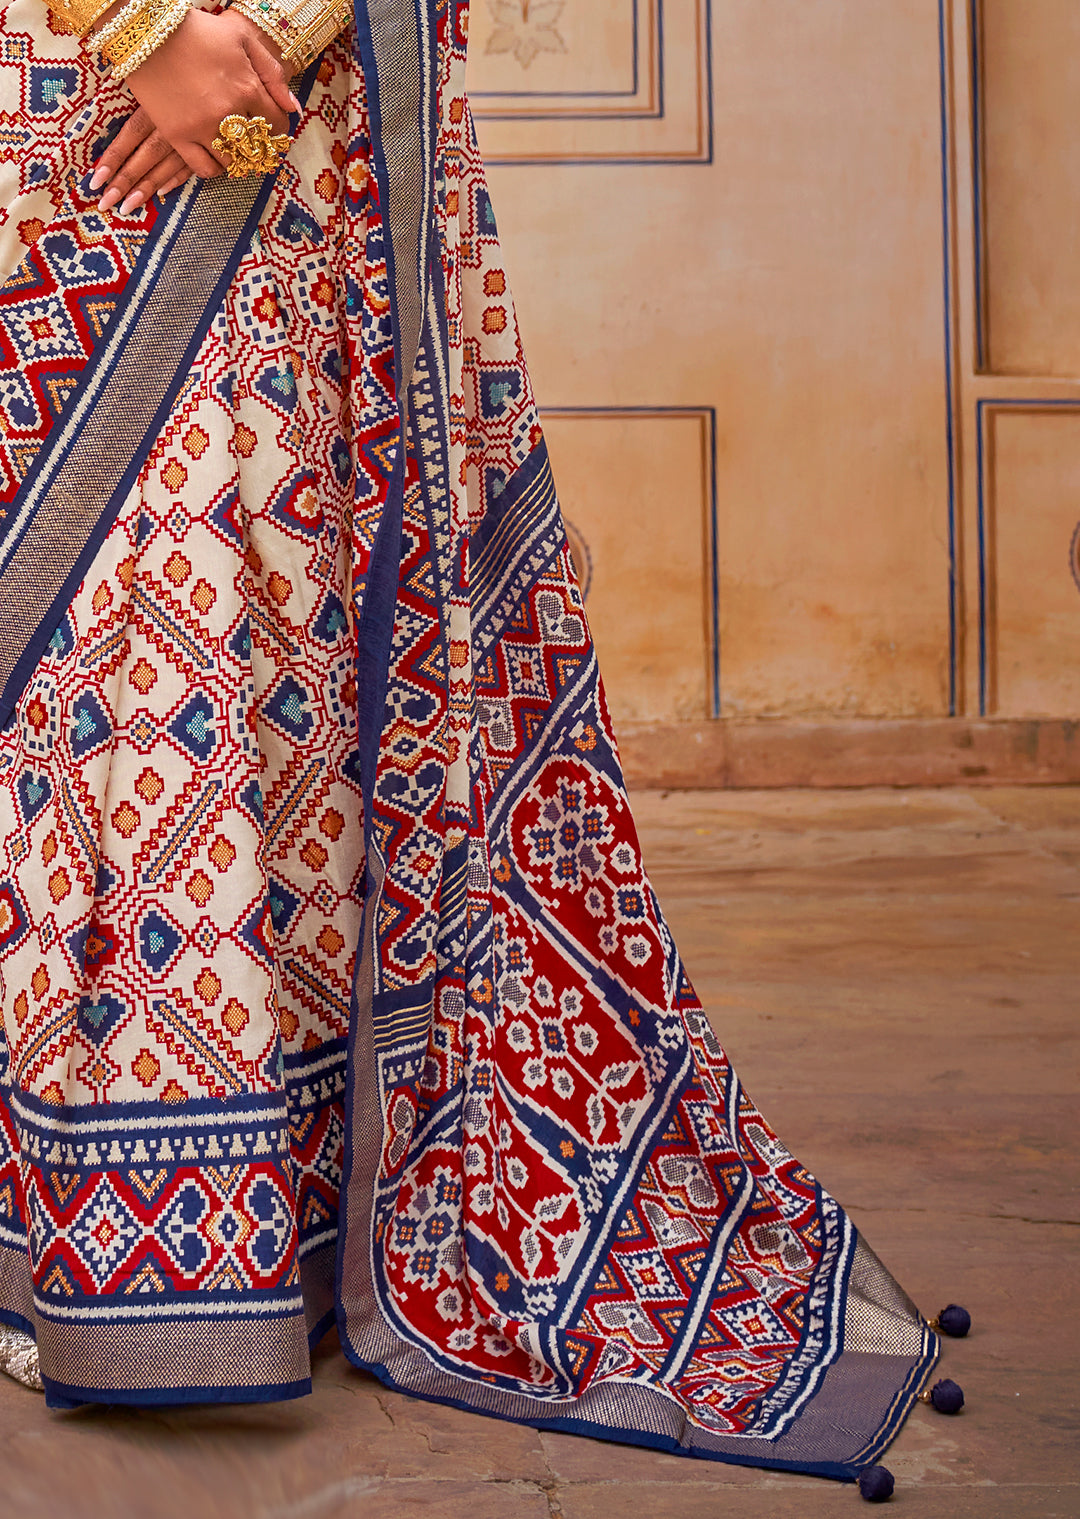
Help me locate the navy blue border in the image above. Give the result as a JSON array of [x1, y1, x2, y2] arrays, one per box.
[[347, 16, 407, 397], [332, 5, 413, 1364], [307, 1307, 338, 1349], [338, 1215, 934, 1486], [335, 1223, 897, 1488], [0, 1306, 35, 1339], [44, 1377, 311, 1410], [9, 1077, 288, 1126], [470, 427, 557, 564], [335, 1343, 880, 1485], [344, 0, 413, 760]]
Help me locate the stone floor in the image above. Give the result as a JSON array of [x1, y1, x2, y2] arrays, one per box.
[[2, 786, 1078, 1518]]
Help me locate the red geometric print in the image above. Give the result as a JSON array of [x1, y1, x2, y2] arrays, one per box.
[[0, 0, 934, 1476]]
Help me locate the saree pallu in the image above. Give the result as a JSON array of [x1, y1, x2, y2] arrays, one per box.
[[0, 0, 937, 1478]]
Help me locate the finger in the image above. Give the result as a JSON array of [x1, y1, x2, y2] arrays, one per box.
[[188, 140, 229, 178], [114, 151, 195, 215], [156, 167, 195, 201], [239, 35, 298, 127], [89, 106, 157, 193], [98, 128, 176, 210]]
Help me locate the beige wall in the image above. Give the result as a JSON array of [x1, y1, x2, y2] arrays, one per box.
[[470, 2, 1080, 784]]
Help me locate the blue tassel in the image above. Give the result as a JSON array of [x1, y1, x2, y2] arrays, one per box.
[[858, 1466, 895, 1502], [923, 1378, 965, 1414], [933, 1304, 972, 1338]]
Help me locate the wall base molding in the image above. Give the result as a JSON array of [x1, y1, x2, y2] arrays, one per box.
[[618, 719, 1080, 790]]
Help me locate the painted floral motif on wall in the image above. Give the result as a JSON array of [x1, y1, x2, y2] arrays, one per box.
[[484, 0, 567, 68]]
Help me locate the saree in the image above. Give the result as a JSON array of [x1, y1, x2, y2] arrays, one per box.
[[0, 0, 938, 1480]]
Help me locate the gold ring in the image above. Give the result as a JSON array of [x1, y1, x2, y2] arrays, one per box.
[[211, 114, 291, 179]]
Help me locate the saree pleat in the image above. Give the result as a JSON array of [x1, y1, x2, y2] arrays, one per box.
[[0, 0, 937, 1475]]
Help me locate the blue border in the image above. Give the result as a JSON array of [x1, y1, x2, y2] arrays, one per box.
[[0, 1306, 35, 1339], [938, 0, 960, 717], [337, 1264, 937, 1488], [337, 1183, 931, 1482], [337, 1343, 865, 1483], [543, 406, 720, 716], [43, 1377, 311, 1409], [969, 0, 986, 372], [9, 1076, 289, 1126]]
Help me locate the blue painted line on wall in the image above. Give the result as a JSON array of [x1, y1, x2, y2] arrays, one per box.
[[706, 405, 720, 715], [970, 0, 986, 372], [975, 398, 988, 714], [938, 0, 960, 717]]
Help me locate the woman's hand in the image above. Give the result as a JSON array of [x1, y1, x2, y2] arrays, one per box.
[[90, 9, 297, 214], [91, 107, 199, 212]]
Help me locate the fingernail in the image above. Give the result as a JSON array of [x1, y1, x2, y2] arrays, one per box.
[[98, 187, 121, 211], [118, 191, 145, 216], [89, 163, 111, 191], [289, 92, 300, 109]]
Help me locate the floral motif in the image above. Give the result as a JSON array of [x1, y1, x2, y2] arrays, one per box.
[[485, 0, 566, 68]]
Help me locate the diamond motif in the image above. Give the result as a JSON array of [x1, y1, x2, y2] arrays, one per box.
[[69, 1182, 141, 1285], [261, 676, 315, 740], [242, 1175, 293, 1274], [167, 693, 217, 762], [70, 689, 112, 759], [14, 768, 51, 825], [157, 1181, 211, 1276], [135, 908, 183, 975], [0, 878, 29, 953]]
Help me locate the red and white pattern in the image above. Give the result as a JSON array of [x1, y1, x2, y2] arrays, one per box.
[[0, 0, 928, 1475]]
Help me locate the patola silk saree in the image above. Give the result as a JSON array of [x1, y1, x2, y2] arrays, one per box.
[[0, 0, 937, 1480]]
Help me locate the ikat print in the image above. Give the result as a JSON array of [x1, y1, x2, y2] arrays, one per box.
[[344, 0, 848, 1438], [0, 31, 380, 1108], [0, 0, 863, 1444]]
